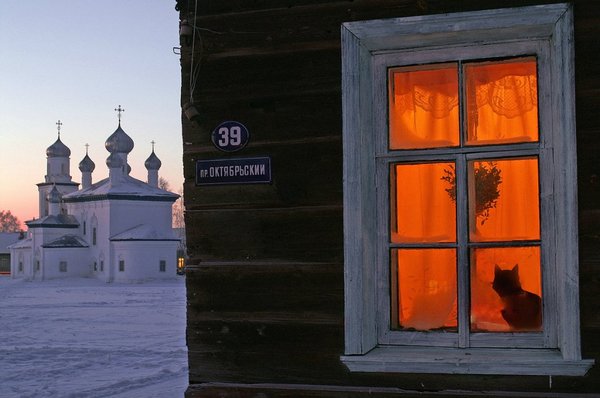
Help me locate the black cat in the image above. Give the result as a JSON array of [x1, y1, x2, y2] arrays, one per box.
[[492, 264, 542, 331]]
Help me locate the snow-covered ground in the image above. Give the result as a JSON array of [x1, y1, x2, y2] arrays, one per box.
[[0, 276, 188, 397]]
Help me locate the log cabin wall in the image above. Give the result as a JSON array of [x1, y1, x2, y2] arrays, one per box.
[[177, 0, 600, 396]]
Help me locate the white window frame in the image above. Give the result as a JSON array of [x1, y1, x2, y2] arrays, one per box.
[[341, 3, 593, 376]]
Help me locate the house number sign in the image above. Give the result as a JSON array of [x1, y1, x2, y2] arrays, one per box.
[[211, 121, 250, 152]]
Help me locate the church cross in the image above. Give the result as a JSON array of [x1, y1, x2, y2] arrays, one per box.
[[56, 120, 63, 138], [85, 143, 90, 155], [114, 105, 125, 123], [151, 140, 156, 152]]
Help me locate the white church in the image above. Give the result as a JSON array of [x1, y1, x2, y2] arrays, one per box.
[[9, 111, 180, 282]]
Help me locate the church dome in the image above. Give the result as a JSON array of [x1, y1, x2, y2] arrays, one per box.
[[47, 185, 62, 203], [144, 151, 162, 171], [46, 137, 71, 158], [106, 152, 124, 169], [78, 154, 95, 173], [105, 124, 134, 154]]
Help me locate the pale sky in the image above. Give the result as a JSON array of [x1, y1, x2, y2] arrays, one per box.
[[0, 1, 183, 227]]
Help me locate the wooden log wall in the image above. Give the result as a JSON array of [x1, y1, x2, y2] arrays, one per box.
[[178, 0, 600, 396]]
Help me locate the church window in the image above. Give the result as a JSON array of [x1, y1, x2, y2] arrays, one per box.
[[119, 260, 125, 272], [93, 261, 97, 272], [341, 4, 591, 375], [18, 261, 23, 273], [159, 260, 166, 272], [59, 261, 67, 273], [100, 260, 104, 272], [92, 228, 97, 246], [35, 261, 40, 272], [83, 221, 86, 235]]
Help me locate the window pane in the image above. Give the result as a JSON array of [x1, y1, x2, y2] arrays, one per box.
[[391, 162, 456, 243], [470, 246, 542, 332], [468, 158, 540, 242], [392, 248, 457, 331], [389, 64, 459, 149], [465, 58, 538, 145]]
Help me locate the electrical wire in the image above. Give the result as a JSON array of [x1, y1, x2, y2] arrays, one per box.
[[189, 0, 199, 103]]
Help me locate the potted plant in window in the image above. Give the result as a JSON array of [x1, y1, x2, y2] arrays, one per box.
[[441, 162, 502, 225]]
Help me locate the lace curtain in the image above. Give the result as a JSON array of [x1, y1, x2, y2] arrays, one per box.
[[389, 59, 539, 148]]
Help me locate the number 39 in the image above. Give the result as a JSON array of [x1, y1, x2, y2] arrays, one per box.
[[217, 126, 242, 147]]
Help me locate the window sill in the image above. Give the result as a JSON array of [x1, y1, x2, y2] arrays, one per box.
[[341, 346, 594, 376]]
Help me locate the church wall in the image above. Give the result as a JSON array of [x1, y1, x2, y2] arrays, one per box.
[[10, 247, 31, 279], [66, 201, 106, 245], [111, 241, 179, 282], [42, 248, 89, 280], [108, 200, 174, 237]]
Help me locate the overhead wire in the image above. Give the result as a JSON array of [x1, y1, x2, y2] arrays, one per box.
[[189, 0, 199, 103]]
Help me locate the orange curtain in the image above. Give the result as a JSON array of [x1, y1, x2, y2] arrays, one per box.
[[465, 58, 538, 144], [389, 64, 459, 149], [388, 58, 538, 149], [394, 248, 457, 331], [469, 158, 540, 242], [392, 163, 456, 243]]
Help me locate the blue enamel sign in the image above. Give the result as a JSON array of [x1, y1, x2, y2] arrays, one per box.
[[211, 121, 250, 152], [196, 157, 272, 186]]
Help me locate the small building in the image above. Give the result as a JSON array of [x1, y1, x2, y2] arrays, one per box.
[[178, 1, 599, 397], [10, 113, 180, 282], [0, 232, 22, 274]]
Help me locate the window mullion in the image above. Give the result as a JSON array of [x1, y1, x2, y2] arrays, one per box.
[[457, 60, 470, 348], [456, 154, 470, 348]]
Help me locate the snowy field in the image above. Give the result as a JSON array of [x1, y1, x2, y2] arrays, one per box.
[[0, 276, 188, 398]]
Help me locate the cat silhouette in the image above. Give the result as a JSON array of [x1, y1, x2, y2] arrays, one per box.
[[492, 264, 542, 331]]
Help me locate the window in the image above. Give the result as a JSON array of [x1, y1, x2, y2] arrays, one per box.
[[83, 221, 87, 235], [94, 261, 97, 272], [387, 59, 541, 339], [100, 260, 104, 272], [159, 260, 166, 272], [35, 261, 40, 272], [119, 260, 125, 272], [92, 227, 97, 246], [59, 261, 67, 273], [341, 4, 592, 375], [18, 261, 23, 273]]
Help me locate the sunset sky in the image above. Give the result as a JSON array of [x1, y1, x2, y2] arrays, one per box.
[[0, 1, 183, 228]]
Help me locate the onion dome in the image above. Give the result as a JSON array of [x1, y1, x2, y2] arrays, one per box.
[[78, 154, 96, 173], [105, 124, 134, 154], [47, 185, 62, 203], [46, 137, 71, 158], [144, 151, 162, 171], [106, 152, 124, 169]]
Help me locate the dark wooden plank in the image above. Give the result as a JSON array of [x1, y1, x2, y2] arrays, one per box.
[[185, 262, 343, 313], [181, 93, 343, 152], [183, 0, 426, 49], [186, 381, 600, 398], [184, 205, 342, 263], [187, 321, 346, 384]]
